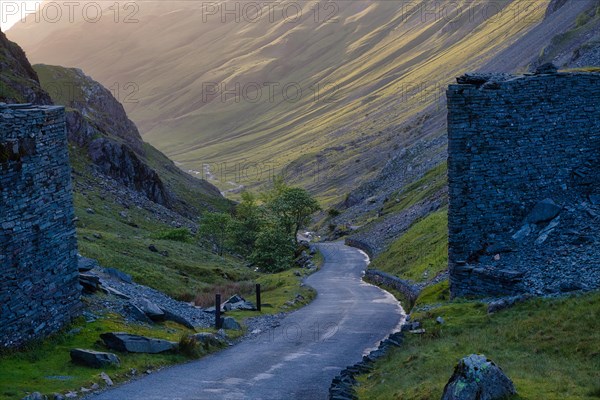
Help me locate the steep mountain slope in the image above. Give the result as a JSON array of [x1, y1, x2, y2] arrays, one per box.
[[329, 0, 600, 255], [0, 29, 50, 104], [0, 27, 248, 297], [2, 25, 226, 217], [33, 64, 227, 216], [8, 0, 560, 201]]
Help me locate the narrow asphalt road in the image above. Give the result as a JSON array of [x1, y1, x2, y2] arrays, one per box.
[[91, 242, 405, 400]]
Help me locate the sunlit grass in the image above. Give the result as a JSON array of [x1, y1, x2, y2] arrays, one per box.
[[368, 209, 448, 282]]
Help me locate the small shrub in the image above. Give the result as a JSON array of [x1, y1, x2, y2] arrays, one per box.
[[154, 228, 192, 242], [587, 385, 600, 397], [328, 208, 341, 217], [178, 334, 201, 358], [576, 11, 591, 27], [194, 281, 256, 307]]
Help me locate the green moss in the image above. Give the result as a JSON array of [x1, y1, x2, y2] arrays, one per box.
[[576, 12, 592, 28]]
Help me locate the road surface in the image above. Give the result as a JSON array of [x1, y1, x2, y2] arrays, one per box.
[[91, 242, 405, 400]]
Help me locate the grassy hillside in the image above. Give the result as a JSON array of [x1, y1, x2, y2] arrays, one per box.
[[357, 288, 600, 399], [8, 0, 554, 202], [68, 147, 248, 299], [368, 209, 447, 282]]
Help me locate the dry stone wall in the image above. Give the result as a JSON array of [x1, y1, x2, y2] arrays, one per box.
[[0, 103, 80, 347], [447, 72, 600, 298]]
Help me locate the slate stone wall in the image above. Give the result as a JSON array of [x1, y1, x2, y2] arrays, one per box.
[[0, 103, 81, 348], [447, 72, 600, 298]]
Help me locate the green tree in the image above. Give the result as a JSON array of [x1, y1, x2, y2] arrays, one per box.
[[228, 191, 264, 257], [259, 176, 288, 204], [268, 186, 321, 245], [249, 225, 296, 272], [199, 212, 232, 256]]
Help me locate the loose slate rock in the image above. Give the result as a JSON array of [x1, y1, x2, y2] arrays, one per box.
[[103, 267, 133, 283], [77, 256, 98, 272], [161, 307, 195, 329], [137, 298, 165, 321], [100, 332, 177, 354], [441, 354, 516, 400], [21, 392, 46, 400], [123, 302, 153, 324], [535, 62, 558, 75], [79, 273, 101, 293], [222, 294, 255, 311], [70, 349, 121, 368], [524, 199, 561, 224]]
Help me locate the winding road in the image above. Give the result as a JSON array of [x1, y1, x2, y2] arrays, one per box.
[[91, 242, 405, 400]]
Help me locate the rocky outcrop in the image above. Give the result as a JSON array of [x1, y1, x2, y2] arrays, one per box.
[[1, 29, 224, 216], [0, 29, 51, 105], [441, 354, 516, 400], [36, 65, 143, 152], [88, 137, 171, 206], [33, 64, 226, 215]]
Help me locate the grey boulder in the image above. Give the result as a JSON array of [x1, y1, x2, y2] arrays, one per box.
[[77, 256, 99, 272], [192, 332, 225, 347], [100, 332, 177, 354], [441, 354, 516, 400], [221, 317, 241, 330], [70, 348, 121, 368]]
